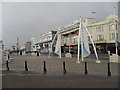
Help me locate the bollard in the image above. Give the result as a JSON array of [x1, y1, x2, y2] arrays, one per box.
[[20, 52, 22, 55], [43, 61, 47, 73], [63, 62, 66, 74], [8, 54, 10, 60], [84, 62, 88, 75], [37, 52, 39, 56], [25, 61, 28, 71], [107, 63, 111, 76], [6, 60, 10, 71]]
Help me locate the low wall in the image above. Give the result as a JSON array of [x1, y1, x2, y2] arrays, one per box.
[[110, 54, 120, 63]]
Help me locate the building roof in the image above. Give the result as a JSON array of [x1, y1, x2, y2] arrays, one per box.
[[87, 15, 118, 27]]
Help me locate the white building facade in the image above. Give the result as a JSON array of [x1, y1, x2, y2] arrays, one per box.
[[31, 30, 57, 53]]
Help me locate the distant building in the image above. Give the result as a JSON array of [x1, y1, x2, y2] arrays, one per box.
[[31, 30, 57, 53], [20, 46, 25, 52], [0, 40, 9, 64], [11, 46, 15, 51], [0, 40, 4, 50], [0, 40, 2, 65], [30, 15, 119, 55], [25, 41, 31, 53]]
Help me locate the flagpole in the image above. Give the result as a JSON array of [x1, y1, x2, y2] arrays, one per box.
[[77, 17, 81, 63], [82, 22, 101, 63], [81, 19, 84, 62]]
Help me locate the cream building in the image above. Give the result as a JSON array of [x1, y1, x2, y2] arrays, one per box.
[[60, 15, 119, 54], [87, 15, 119, 53], [87, 15, 118, 43], [0, 40, 4, 49]]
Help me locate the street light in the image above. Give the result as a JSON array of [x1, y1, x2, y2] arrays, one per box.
[[115, 20, 118, 55], [16, 37, 19, 56], [113, 6, 118, 55], [92, 11, 96, 23]]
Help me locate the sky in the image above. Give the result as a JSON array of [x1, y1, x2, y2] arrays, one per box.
[[1, 2, 118, 49]]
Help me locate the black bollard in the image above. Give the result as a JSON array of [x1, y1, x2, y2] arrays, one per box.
[[25, 61, 28, 71], [84, 62, 88, 75], [6, 60, 10, 71], [8, 54, 10, 60], [37, 52, 39, 56], [107, 63, 111, 76], [20, 52, 22, 55], [43, 61, 47, 73], [63, 62, 66, 74]]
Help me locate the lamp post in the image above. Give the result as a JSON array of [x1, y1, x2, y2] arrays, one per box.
[[113, 6, 118, 55], [92, 11, 96, 23], [16, 37, 19, 56], [115, 21, 118, 55]]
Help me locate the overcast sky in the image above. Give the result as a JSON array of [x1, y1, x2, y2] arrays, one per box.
[[2, 2, 118, 49]]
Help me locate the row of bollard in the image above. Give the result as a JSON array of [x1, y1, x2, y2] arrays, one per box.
[[6, 61, 112, 76]]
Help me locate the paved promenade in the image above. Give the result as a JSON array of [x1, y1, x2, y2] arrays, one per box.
[[2, 55, 119, 88]]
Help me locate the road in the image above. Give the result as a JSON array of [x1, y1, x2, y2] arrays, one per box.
[[2, 54, 119, 88]]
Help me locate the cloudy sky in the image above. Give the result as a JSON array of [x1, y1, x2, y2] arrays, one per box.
[[2, 2, 118, 49]]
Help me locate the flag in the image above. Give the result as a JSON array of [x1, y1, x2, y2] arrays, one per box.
[[81, 26, 91, 58], [55, 33, 61, 58]]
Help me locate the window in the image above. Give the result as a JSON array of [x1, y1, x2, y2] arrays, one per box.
[[116, 24, 118, 30], [109, 25, 110, 31], [97, 35, 104, 41], [110, 33, 117, 40], [116, 33, 118, 39], [112, 33, 115, 39], [96, 26, 103, 32], [111, 24, 116, 30], [110, 24, 117, 30], [101, 26, 104, 31]]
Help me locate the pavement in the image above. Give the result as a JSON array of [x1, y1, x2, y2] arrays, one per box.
[[1, 54, 119, 88]]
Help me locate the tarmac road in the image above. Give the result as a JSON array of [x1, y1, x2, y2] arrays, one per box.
[[2, 55, 119, 88], [2, 71, 118, 88]]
